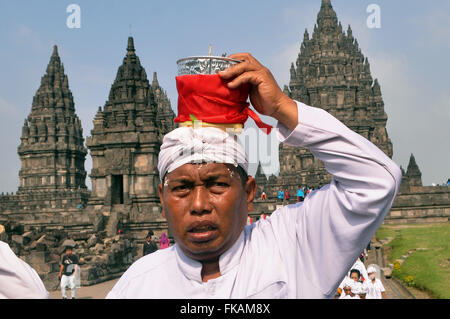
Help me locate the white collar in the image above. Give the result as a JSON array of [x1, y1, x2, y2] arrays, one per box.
[[174, 231, 246, 283]]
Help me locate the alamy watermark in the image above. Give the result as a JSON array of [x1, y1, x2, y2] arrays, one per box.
[[66, 4, 81, 29], [366, 4, 381, 29]]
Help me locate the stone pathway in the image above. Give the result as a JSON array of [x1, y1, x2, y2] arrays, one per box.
[[364, 241, 432, 299], [49, 278, 119, 299]]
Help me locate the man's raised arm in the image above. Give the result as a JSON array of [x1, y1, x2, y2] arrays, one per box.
[[274, 100, 401, 297], [220, 53, 402, 298]]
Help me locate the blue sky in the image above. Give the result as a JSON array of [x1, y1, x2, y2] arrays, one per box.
[[0, 0, 449, 192]]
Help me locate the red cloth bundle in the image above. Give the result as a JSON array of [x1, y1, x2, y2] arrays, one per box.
[[174, 74, 272, 134]]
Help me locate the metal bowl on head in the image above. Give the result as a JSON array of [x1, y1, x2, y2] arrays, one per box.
[[177, 56, 242, 76]]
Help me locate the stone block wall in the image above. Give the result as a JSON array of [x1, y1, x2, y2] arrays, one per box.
[[252, 186, 450, 224]]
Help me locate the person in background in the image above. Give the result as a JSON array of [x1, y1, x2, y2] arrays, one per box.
[[277, 189, 284, 202], [247, 215, 253, 225], [58, 246, 79, 299], [159, 232, 170, 249], [365, 266, 387, 299], [296, 187, 304, 202], [336, 276, 350, 298], [349, 256, 369, 282], [260, 191, 267, 200], [359, 252, 365, 263], [260, 212, 267, 220], [338, 280, 360, 299], [339, 283, 354, 299], [143, 230, 158, 256], [337, 269, 362, 299], [357, 283, 368, 299], [284, 189, 290, 201], [349, 269, 362, 283]]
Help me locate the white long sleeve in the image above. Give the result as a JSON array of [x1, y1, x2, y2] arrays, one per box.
[[266, 100, 402, 297], [0, 241, 50, 299]]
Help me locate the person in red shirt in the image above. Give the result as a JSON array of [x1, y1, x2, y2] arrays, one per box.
[[285, 190, 290, 200]]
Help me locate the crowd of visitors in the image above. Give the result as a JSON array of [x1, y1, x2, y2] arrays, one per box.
[[261, 185, 320, 202], [335, 253, 387, 299]]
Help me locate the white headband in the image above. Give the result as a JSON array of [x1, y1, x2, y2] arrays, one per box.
[[157, 127, 248, 182]]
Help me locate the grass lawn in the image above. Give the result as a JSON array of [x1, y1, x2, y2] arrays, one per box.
[[375, 223, 450, 299]]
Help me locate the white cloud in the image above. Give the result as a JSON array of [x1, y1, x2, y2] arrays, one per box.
[[414, 5, 450, 50], [13, 25, 53, 52]]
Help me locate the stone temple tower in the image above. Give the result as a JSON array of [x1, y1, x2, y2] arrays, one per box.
[[86, 37, 166, 227], [405, 154, 423, 187], [265, 0, 394, 194], [17, 46, 89, 207], [152, 71, 177, 138]]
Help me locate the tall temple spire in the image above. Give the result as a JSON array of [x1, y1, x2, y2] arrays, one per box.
[[127, 36, 135, 54], [152, 71, 176, 136], [104, 36, 153, 120], [317, 0, 338, 32], [406, 153, 422, 186], [18, 45, 87, 193], [275, 0, 394, 191], [152, 71, 159, 87], [87, 36, 163, 209]]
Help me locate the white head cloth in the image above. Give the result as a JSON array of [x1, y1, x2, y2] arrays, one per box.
[[158, 127, 248, 182], [367, 266, 376, 274], [351, 282, 363, 294]]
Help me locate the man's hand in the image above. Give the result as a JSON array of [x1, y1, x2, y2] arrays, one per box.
[[219, 53, 298, 131]]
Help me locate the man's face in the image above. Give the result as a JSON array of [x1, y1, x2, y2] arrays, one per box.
[[158, 163, 256, 262], [66, 249, 72, 256]]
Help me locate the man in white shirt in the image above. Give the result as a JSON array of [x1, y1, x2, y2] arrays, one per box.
[[0, 241, 49, 299], [107, 53, 401, 299], [365, 266, 387, 299]]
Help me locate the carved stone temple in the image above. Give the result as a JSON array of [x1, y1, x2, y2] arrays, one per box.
[[86, 37, 175, 235], [255, 0, 393, 198], [0, 45, 90, 226]]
